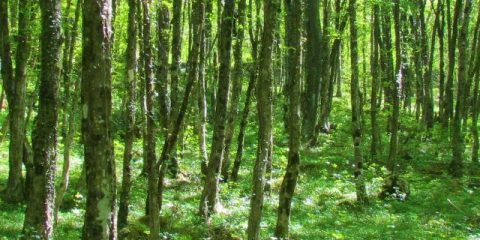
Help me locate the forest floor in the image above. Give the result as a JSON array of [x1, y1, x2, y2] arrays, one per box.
[[1, 98, 480, 239]]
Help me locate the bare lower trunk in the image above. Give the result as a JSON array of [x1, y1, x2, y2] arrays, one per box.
[[23, 0, 62, 237], [118, 0, 137, 230], [81, 0, 117, 238], [275, 0, 301, 236], [348, 0, 367, 203], [199, 0, 235, 218], [247, 0, 279, 238]]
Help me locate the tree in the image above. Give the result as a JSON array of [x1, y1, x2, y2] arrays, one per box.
[[81, 0, 116, 238], [348, 0, 367, 203], [221, 0, 247, 182], [23, 0, 61, 237], [168, 0, 184, 176], [451, 0, 472, 177], [302, 0, 322, 144], [246, 0, 279, 238], [275, 0, 302, 237], [381, 0, 404, 197], [199, 0, 235, 218], [370, 2, 381, 163], [230, 0, 261, 181], [0, 0, 34, 203], [118, 0, 137, 229], [444, 0, 463, 126], [55, 0, 82, 222], [156, 0, 205, 229], [156, 3, 171, 135]]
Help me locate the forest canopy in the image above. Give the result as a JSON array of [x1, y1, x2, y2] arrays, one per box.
[[0, 0, 480, 239]]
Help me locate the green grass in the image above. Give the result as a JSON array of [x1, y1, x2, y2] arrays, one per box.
[[1, 99, 480, 239]]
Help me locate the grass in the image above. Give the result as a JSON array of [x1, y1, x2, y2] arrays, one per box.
[[1, 98, 480, 239]]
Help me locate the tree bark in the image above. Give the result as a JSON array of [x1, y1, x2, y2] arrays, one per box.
[[141, 0, 160, 238], [156, 3, 171, 135], [246, 0, 279, 238], [55, 0, 81, 223], [450, 0, 472, 178], [370, 3, 381, 163], [81, 0, 117, 238], [118, 0, 137, 230], [0, 0, 33, 203], [156, 0, 204, 225], [230, 0, 260, 181], [275, 0, 301, 237], [221, 0, 247, 182], [302, 0, 322, 143], [168, 0, 184, 177], [199, 0, 235, 218], [348, 0, 367, 203], [23, 0, 61, 237], [197, 3, 209, 175], [470, 6, 480, 163], [444, 0, 463, 126]]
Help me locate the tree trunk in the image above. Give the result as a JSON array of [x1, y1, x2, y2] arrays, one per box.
[[197, 4, 209, 175], [141, 0, 160, 238], [81, 0, 117, 238], [444, 0, 463, 126], [118, 0, 137, 230], [0, 0, 33, 203], [348, 0, 367, 203], [168, 0, 184, 177], [156, 3, 171, 135], [156, 0, 204, 224], [275, 0, 301, 237], [246, 0, 279, 238], [55, 0, 81, 223], [370, 3, 381, 163], [22, 0, 61, 237], [450, 0, 472, 178], [302, 0, 322, 143], [199, 0, 235, 218], [230, 0, 260, 181], [220, 0, 247, 182], [382, 0, 403, 195], [470, 6, 480, 163], [438, 0, 446, 123]]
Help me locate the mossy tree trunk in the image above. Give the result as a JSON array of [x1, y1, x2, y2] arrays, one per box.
[[275, 0, 301, 237], [246, 0, 279, 238], [81, 0, 117, 238]]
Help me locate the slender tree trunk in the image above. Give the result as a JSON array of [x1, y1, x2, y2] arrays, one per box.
[[470, 7, 480, 163], [348, 0, 367, 203], [156, 0, 204, 223], [81, 0, 117, 238], [275, 0, 301, 237], [444, 0, 463, 127], [230, 0, 260, 181], [0, 0, 32, 203], [370, 3, 381, 163], [199, 0, 235, 218], [55, 0, 81, 223], [302, 0, 322, 144], [141, 0, 160, 238], [221, 0, 247, 182], [246, 0, 279, 238], [118, 0, 137, 230], [168, 0, 184, 177], [382, 0, 402, 194], [22, 0, 61, 237], [197, 4, 209, 175], [451, 0, 472, 178], [156, 3, 171, 135], [438, 0, 446, 124]]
